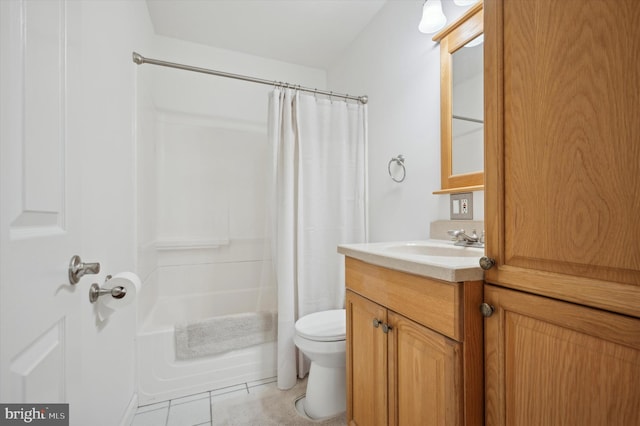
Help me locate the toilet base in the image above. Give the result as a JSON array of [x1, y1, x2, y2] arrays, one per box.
[[303, 362, 346, 419]]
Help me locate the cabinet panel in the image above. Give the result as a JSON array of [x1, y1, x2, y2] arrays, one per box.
[[484, 0, 640, 315], [388, 312, 462, 426], [346, 291, 387, 426], [346, 257, 462, 340], [485, 285, 640, 425]]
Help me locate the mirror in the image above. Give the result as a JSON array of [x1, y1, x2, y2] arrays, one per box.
[[452, 36, 483, 175], [433, 1, 484, 193]]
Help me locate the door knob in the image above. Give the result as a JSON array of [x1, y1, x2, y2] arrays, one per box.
[[480, 303, 495, 317], [68, 255, 101, 285], [373, 318, 381, 328], [479, 256, 496, 270]]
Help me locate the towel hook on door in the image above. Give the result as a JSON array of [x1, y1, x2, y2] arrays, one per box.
[[388, 154, 406, 183]]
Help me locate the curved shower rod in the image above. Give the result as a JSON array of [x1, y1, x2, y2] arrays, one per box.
[[132, 52, 368, 104]]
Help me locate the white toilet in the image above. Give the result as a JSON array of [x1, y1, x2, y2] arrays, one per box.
[[293, 309, 346, 420]]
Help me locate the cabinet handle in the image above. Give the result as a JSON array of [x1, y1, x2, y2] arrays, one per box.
[[480, 303, 495, 317], [479, 256, 496, 270], [382, 323, 392, 334], [373, 318, 381, 328]]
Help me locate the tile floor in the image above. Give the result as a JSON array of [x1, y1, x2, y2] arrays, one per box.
[[130, 377, 278, 426]]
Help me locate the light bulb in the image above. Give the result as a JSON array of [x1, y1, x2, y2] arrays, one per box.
[[453, 0, 477, 6], [418, 0, 447, 34]]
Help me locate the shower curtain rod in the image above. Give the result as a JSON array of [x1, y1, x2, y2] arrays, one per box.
[[132, 52, 368, 104]]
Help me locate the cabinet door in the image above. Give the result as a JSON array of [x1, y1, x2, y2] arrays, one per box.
[[484, 0, 640, 315], [388, 312, 462, 426], [346, 291, 387, 426], [484, 285, 640, 426]]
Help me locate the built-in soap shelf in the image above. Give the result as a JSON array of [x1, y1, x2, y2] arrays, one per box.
[[155, 238, 230, 251]]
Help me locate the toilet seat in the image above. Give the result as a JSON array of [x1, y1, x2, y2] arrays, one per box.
[[295, 309, 345, 342]]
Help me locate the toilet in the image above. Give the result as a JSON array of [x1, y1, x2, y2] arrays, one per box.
[[293, 309, 346, 420]]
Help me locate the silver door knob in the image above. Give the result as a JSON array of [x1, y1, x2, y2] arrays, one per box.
[[68, 255, 101, 285], [479, 256, 496, 270], [372, 318, 381, 328], [480, 303, 495, 317]]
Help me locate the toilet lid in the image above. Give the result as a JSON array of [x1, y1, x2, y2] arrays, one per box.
[[295, 309, 346, 342]]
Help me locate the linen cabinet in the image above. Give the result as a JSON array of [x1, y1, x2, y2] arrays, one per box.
[[482, 0, 640, 423]]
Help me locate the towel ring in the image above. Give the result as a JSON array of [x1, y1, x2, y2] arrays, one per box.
[[388, 154, 406, 183]]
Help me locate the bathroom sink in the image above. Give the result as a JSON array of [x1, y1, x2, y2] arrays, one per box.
[[381, 243, 482, 258], [337, 240, 485, 282]]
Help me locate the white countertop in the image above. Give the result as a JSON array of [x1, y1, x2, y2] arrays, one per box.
[[338, 239, 484, 282]]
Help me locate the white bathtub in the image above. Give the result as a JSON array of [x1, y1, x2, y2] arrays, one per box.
[[137, 288, 277, 405]]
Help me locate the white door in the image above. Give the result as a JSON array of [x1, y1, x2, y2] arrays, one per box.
[[0, 0, 87, 410]]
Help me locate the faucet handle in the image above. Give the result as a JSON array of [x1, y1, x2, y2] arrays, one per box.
[[447, 229, 465, 239]]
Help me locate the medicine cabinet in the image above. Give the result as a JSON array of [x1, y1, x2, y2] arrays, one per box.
[[433, 1, 484, 194]]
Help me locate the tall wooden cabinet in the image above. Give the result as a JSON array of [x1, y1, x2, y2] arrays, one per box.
[[483, 0, 640, 423]]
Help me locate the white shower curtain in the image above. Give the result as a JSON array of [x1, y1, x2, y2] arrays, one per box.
[[268, 88, 368, 390]]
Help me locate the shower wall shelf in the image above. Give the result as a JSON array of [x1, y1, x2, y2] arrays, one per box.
[[155, 239, 230, 251]]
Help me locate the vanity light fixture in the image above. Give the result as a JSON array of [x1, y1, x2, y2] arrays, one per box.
[[418, 0, 447, 34]]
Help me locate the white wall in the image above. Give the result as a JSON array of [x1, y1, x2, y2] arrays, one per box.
[[76, 1, 153, 425], [328, 0, 484, 242]]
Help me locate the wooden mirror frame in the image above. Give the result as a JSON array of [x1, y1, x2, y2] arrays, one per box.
[[432, 1, 484, 194]]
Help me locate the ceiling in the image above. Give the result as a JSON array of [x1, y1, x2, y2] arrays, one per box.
[[145, 0, 388, 70]]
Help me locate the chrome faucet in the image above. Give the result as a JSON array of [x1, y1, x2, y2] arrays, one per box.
[[448, 229, 484, 247]]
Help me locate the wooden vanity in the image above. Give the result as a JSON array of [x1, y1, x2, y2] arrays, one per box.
[[339, 249, 484, 426]]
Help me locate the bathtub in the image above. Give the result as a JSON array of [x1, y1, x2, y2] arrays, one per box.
[[137, 288, 277, 405]]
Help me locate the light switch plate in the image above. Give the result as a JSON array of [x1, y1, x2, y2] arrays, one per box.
[[450, 192, 473, 220]]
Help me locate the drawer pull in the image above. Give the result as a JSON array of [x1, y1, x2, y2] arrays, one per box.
[[382, 323, 392, 334], [479, 256, 496, 270], [373, 318, 381, 328], [480, 303, 495, 317]]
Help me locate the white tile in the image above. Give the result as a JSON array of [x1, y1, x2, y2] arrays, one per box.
[[167, 395, 211, 426], [210, 383, 248, 401], [131, 407, 168, 426]]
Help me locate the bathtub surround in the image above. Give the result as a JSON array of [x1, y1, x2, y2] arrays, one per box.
[[136, 36, 328, 404], [175, 311, 277, 360], [268, 88, 368, 390], [137, 274, 277, 404]]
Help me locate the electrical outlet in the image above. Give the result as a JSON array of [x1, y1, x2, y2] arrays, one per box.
[[450, 193, 473, 220]]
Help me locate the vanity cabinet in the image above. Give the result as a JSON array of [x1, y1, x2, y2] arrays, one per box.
[[483, 0, 640, 423], [344, 257, 483, 426]]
